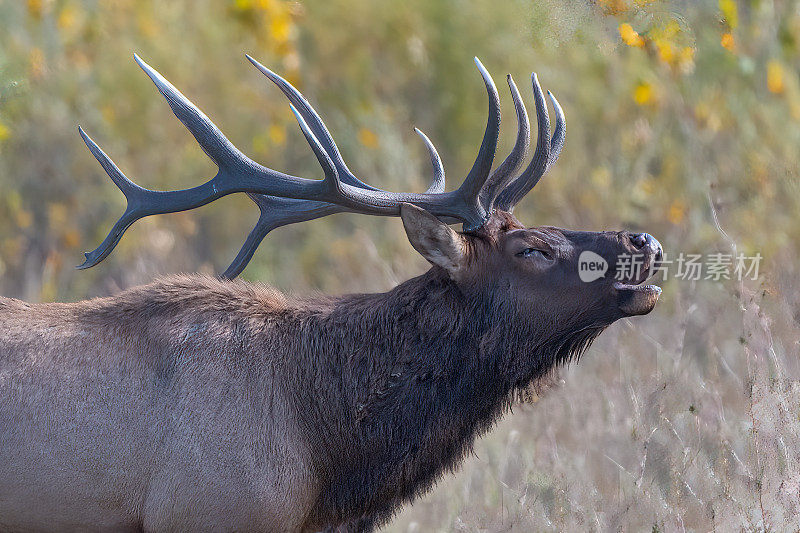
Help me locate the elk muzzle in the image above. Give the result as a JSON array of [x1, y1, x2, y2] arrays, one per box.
[[613, 231, 663, 316]]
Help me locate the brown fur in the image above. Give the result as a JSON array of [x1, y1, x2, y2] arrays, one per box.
[[0, 211, 660, 531]]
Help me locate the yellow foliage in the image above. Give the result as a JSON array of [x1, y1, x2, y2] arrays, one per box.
[[655, 40, 674, 64], [0, 120, 10, 142], [677, 46, 696, 74], [619, 16, 695, 74], [640, 178, 655, 196], [234, 0, 278, 9], [599, 0, 630, 15], [1, 237, 23, 260], [57, 4, 79, 30], [62, 229, 81, 249], [15, 210, 33, 230], [661, 19, 681, 39], [358, 127, 379, 149], [268, 124, 286, 146], [40, 253, 59, 302], [26, 0, 47, 18], [721, 32, 735, 52], [767, 60, 785, 94], [28, 48, 45, 80], [719, 0, 739, 30], [619, 23, 644, 48], [668, 200, 686, 225], [694, 101, 722, 132], [269, 12, 292, 44], [230, 0, 298, 57], [136, 10, 158, 38], [633, 82, 654, 105]]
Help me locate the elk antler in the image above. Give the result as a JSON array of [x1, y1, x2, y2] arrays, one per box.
[[78, 54, 564, 278]]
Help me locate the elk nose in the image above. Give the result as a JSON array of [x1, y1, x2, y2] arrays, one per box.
[[629, 232, 663, 259], [629, 233, 647, 248]]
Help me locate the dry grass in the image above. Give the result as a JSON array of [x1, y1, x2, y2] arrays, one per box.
[[387, 275, 800, 532]]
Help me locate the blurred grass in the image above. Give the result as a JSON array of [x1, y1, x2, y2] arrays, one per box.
[[1, 0, 799, 530]]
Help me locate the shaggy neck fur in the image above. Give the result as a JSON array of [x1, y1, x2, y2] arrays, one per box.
[[277, 267, 604, 529]]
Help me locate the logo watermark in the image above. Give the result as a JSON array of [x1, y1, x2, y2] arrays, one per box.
[[577, 252, 763, 283], [616, 252, 762, 281], [578, 251, 609, 282]]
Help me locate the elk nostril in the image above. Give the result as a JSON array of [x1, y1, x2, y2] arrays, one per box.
[[629, 233, 647, 248]]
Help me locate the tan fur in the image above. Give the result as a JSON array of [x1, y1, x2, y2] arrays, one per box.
[[0, 212, 660, 532], [400, 204, 467, 274], [0, 276, 318, 531]]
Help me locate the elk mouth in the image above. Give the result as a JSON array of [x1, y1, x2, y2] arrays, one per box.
[[612, 264, 662, 316]]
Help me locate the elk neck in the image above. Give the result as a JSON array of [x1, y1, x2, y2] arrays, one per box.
[[289, 266, 604, 526]]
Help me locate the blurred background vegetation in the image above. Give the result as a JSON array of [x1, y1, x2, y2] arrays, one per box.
[[1, 0, 800, 530]]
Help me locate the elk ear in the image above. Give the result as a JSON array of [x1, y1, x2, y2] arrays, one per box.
[[400, 203, 467, 274]]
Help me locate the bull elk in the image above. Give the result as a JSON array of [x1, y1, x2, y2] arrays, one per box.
[[0, 53, 663, 532]]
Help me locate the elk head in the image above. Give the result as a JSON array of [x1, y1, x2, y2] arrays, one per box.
[[77, 54, 662, 327]]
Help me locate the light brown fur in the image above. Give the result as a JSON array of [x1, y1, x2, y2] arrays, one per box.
[[0, 211, 661, 531], [0, 276, 319, 531]]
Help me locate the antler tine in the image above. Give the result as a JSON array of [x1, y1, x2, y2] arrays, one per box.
[[221, 195, 347, 279], [494, 73, 551, 212], [245, 54, 376, 191], [456, 57, 500, 225], [133, 54, 245, 173], [479, 74, 531, 211], [414, 128, 446, 194], [76, 127, 147, 269], [546, 90, 565, 170], [287, 104, 341, 194]]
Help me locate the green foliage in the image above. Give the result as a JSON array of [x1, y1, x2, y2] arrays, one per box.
[[0, 0, 797, 299], [1, 0, 797, 300]]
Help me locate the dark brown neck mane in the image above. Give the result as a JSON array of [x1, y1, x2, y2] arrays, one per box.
[[268, 266, 602, 528]]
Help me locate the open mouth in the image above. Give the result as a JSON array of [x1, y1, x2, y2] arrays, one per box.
[[612, 256, 662, 316], [613, 279, 662, 296], [613, 247, 663, 290], [612, 267, 662, 294]]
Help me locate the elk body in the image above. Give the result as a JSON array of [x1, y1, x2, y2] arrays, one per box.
[[0, 55, 663, 532]]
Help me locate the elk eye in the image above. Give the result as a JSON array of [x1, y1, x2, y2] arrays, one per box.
[[517, 247, 549, 259]]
